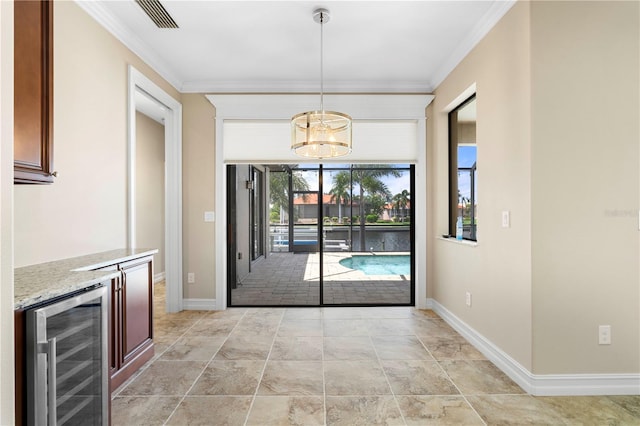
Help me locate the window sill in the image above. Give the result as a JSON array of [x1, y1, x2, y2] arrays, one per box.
[[437, 236, 478, 247]]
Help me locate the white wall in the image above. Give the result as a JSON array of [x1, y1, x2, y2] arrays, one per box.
[[0, 1, 15, 422]]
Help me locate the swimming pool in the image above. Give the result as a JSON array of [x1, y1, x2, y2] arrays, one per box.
[[339, 255, 411, 276]]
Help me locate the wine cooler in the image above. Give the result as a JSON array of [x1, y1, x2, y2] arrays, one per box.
[[26, 286, 108, 425]]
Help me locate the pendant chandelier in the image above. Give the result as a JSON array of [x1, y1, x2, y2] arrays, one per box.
[[291, 8, 352, 159]]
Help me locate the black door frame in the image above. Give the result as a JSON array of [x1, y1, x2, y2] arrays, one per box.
[[227, 164, 415, 308]]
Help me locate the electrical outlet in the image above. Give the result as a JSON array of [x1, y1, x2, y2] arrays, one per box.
[[465, 292, 472, 307], [187, 272, 195, 284], [598, 325, 611, 345], [238, 252, 242, 260]]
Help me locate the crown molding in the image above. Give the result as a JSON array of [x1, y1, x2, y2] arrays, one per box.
[[74, 0, 182, 91], [182, 79, 433, 94], [429, 0, 517, 91], [76, 0, 514, 95]]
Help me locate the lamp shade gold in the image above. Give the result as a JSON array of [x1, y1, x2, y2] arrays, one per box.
[[291, 110, 352, 159]]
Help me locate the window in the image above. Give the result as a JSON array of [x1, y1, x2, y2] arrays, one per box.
[[449, 95, 477, 241]]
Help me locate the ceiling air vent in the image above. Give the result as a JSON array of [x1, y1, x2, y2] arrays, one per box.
[[135, 0, 179, 29]]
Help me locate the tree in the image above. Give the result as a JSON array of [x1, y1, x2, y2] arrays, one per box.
[[393, 189, 410, 222], [352, 166, 401, 250], [328, 171, 350, 223], [269, 167, 309, 224]]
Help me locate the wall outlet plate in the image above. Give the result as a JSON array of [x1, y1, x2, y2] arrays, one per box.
[[465, 292, 472, 307]]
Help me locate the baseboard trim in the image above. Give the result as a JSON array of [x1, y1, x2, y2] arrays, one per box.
[[154, 272, 166, 284], [182, 298, 217, 311], [426, 298, 640, 396]]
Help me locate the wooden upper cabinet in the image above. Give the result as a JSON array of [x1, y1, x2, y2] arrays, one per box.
[[14, 0, 54, 184]]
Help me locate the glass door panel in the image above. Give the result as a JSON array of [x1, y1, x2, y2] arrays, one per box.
[[322, 165, 414, 305]]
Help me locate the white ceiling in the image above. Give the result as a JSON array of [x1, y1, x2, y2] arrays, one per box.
[[76, 0, 515, 94]]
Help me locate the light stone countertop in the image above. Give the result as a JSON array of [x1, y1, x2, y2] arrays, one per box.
[[14, 248, 158, 310]]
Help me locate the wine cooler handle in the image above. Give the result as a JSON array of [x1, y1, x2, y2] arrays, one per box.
[[47, 337, 57, 425]]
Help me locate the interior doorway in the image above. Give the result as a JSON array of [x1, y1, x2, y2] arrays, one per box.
[[128, 66, 183, 313], [134, 109, 165, 282], [227, 163, 415, 307]]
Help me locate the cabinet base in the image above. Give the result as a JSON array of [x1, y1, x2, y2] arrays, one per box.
[[110, 342, 154, 393]]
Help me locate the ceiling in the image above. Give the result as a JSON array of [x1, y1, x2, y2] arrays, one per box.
[[76, 1, 515, 94]]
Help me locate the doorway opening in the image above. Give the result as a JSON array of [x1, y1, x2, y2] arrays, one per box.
[[227, 163, 415, 307], [128, 66, 183, 313]]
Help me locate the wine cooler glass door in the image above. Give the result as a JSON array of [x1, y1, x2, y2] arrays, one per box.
[[27, 286, 108, 426]]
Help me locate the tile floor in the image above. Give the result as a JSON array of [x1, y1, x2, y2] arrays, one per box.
[[111, 282, 640, 425], [231, 252, 411, 305]]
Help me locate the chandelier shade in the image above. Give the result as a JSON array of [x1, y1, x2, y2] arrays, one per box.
[[291, 110, 352, 158], [291, 8, 352, 159]]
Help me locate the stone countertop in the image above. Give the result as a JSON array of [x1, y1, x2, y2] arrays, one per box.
[[14, 248, 158, 310]]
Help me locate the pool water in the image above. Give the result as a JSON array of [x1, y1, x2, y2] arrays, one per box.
[[339, 255, 411, 276]]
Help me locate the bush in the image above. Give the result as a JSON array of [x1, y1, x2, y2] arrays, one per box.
[[366, 214, 378, 223]]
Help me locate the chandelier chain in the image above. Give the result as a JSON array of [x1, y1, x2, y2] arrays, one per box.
[[320, 11, 325, 113]]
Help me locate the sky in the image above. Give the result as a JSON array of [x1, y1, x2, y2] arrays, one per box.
[[295, 165, 411, 199], [457, 146, 477, 204]]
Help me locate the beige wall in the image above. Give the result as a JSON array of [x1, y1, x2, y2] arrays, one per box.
[[135, 112, 165, 275], [430, 0, 640, 376], [13, 1, 180, 267], [0, 1, 15, 422], [182, 94, 216, 299], [429, 1, 533, 369], [530, 1, 640, 374]]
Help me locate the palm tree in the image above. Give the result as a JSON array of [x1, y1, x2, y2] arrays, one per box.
[[393, 189, 410, 222], [328, 172, 350, 223], [269, 167, 309, 224], [353, 166, 401, 250]]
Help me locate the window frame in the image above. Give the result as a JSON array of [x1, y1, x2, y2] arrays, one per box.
[[448, 94, 477, 241]]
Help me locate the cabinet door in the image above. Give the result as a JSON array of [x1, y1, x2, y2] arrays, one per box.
[[119, 257, 153, 364], [14, 0, 54, 184]]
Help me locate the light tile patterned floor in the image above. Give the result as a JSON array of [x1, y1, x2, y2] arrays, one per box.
[[111, 283, 640, 425], [231, 252, 411, 305]]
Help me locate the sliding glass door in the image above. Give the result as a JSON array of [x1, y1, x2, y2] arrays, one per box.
[[228, 163, 414, 307], [321, 165, 413, 305]]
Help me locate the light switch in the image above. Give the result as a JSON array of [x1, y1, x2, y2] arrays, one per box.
[[204, 211, 215, 222], [501, 210, 510, 228]]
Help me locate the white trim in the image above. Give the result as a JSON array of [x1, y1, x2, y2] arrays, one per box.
[[75, 0, 513, 94], [427, 298, 640, 396], [183, 298, 218, 311], [128, 66, 183, 313], [211, 94, 433, 311], [414, 118, 427, 309], [437, 236, 479, 247], [154, 272, 166, 284], [214, 114, 227, 310], [183, 79, 432, 94], [207, 94, 432, 121]]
